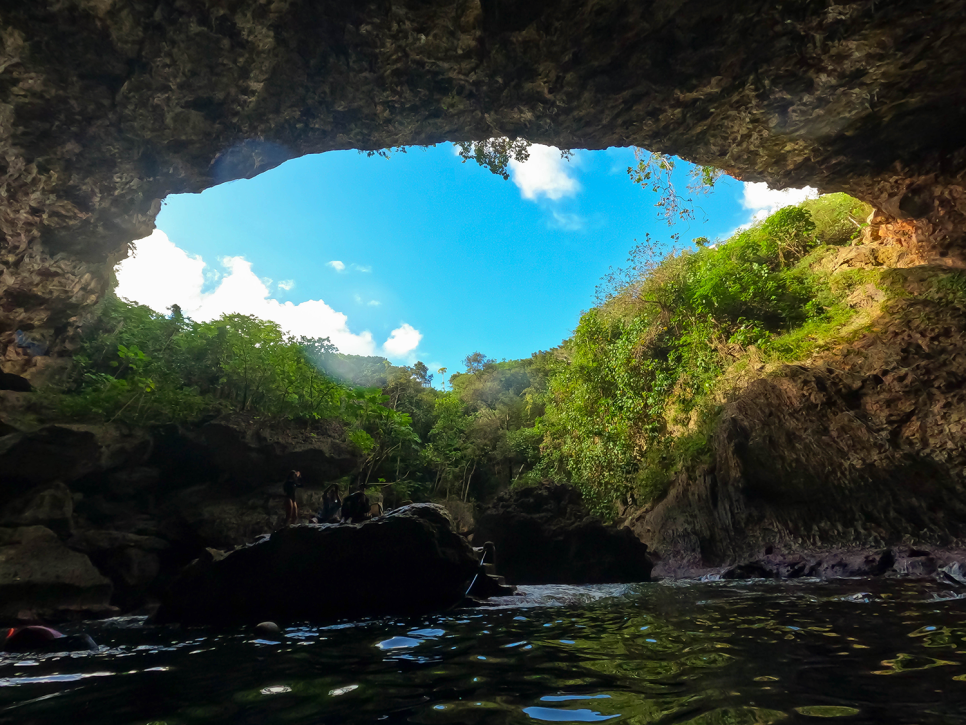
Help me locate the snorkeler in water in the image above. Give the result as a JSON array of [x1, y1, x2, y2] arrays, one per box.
[[1, 626, 97, 653]]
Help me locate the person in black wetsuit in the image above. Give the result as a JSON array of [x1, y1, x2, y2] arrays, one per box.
[[315, 484, 342, 523], [283, 470, 303, 525], [341, 483, 371, 523]]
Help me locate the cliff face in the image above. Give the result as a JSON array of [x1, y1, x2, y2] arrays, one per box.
[[0, 412, 358, 620], [628, 267, 966, 574], [2, 1, 966, 365]]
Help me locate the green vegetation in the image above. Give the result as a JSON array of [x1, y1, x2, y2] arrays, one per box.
[[51, 297, 548, 506], [46, 193, 883, 515], [533, 192, 876, 514]]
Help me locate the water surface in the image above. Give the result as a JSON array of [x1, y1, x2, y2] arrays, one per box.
[[3, 578, 966, 724]]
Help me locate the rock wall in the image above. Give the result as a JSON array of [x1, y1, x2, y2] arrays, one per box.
[[628, 267, 966, 576], [3, 1, 966, 361], [476, 484, 653, 584], [0, 412, 358, 621]]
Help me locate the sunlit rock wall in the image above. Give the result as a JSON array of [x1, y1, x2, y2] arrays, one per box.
[[2, 0, 966, 364]]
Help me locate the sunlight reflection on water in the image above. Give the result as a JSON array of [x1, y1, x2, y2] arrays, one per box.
[[4, 578, 966, 724]]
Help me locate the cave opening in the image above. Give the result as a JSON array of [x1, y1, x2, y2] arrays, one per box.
[[4, 0, 966, 654], [109, 143, 786, 382]]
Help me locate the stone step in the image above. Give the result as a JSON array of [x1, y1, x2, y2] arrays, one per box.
[[483, 562, 497, 576]]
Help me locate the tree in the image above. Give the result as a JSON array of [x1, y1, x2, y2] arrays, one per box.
[[454, 138, 532, 179], [412, 361, 433, 387], [463, 351, 491, 373], [627, 149, 723, 225]]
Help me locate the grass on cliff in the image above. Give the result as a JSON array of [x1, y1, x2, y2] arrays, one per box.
[[532, 193, 878, 516]]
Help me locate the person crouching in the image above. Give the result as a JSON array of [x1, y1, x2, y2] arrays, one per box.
[[341, 483, 371, 524]]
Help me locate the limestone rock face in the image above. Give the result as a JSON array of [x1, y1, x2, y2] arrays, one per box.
[[475, 484, 653, 585], [2, 1, 966, 360], [0, 526, 114, 623], [629, 269, 966, 576], [155, 504, 480, 625]]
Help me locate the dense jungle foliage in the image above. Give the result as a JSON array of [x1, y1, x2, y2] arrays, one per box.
[[53, 296, 548, 504], [49, 193, 874, 514], [535, 193, 876, 513]]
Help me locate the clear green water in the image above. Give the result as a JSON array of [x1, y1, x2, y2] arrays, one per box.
[[3, 579, 966, 724]]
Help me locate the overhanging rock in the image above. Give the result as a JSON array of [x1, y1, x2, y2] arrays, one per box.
[[2, 1, 966, 361]]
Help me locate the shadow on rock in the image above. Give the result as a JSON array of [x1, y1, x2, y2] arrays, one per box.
[[155, 504, 480, 625], [474, 484, 653, 585]]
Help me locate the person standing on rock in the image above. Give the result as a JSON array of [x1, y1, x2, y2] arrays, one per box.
[[341, 483, 371, 524], [283, 470, 303, 525], [315, 484, 342, 523]]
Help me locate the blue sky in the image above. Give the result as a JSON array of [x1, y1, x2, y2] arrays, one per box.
[[114, 144, 813, 381]]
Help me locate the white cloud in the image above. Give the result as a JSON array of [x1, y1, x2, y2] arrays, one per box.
[[120, 232, 207, 311], [509, 144, 579, 201], [383, 323, 422, 357], [115, 231, 383, 356], [742, 182, 818, 223], [352, 264, 372, 273], [277, 279, 295, 292], [327, 260, 346, 272], [367, 300, 381, 307], [550, 211, 585, 231], [719, 182, 821, 239]]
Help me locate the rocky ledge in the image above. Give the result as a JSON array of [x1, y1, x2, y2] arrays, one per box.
[[475, 484, 653, 585], [685, 546, 966, 584], [0, 412, 357, 623], [156, 504, 482, 625]]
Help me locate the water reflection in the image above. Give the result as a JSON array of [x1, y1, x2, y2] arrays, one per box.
[[2, 578, 966, 723]]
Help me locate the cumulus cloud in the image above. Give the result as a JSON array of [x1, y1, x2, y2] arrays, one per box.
[[351, 264, 372, 273], [367, 300, 381, 307], [327, 260, 346, 272], [114, 231, 428, 357], [119, 232, 207, 311], [742, 182, 818, 223], [383, 323, 422, 357], [509, 144, 580, 201], [277, 279, 295, 292]]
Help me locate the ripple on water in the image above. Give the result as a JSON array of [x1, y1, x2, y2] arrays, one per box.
[[3, 579, 966, 724]]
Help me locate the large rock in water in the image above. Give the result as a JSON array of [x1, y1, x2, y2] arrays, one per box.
[[156, 504, 480, 625], [474, 485, 653, 585]]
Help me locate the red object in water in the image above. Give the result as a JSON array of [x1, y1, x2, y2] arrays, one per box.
[[2, 626, 64, 651]]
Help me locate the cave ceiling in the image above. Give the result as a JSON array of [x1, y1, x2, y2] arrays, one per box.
[[2, 0, 965, 361]]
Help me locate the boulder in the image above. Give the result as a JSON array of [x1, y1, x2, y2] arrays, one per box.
[[105, 467, 162, 499], [474, 485, 653, 585], [156, 504, 479, 625], [719, 549, 897, 580], [0, 482, 74, 536], [0, 526, 114, 623]]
